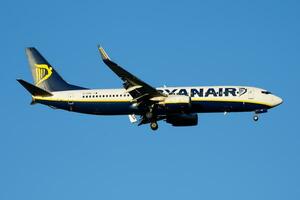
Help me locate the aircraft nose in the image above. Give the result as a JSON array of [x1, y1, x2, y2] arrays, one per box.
[[273, 95, 283, 107]]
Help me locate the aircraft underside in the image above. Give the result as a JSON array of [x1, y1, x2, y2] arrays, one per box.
[[37, 99, 270, 115]]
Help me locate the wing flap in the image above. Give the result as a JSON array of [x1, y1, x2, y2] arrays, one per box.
[[126, 85, 142, 93]]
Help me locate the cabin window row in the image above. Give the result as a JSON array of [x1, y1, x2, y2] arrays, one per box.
[[82, 94, 130, 98]]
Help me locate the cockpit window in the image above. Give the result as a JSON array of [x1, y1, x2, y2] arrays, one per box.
[[261, 91, 272, 94]]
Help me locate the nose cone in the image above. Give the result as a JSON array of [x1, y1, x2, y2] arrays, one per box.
[[272, 95, 283, 107]]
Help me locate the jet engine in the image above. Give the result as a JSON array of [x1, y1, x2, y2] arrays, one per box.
[[166, 113, 198, 126]]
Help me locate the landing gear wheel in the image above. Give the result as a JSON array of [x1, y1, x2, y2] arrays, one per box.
[[253, 115, 259, 122], [150, 122, 158, 131]]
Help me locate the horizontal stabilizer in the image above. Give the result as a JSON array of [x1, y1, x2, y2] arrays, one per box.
[[17, 79, 52, 96]]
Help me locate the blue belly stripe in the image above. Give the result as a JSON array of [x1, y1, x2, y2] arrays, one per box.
[[36, 99, 270, 115]]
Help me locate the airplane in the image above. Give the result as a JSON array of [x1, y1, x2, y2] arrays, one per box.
[[17, 46, 283, 130]]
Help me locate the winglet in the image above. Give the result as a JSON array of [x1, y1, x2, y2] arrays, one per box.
[[97, 45, 111, 61]]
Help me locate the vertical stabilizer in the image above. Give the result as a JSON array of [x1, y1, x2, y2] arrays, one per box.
[[25, 47, 85, 92]]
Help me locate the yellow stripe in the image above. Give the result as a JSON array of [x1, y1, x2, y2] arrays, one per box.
[[99, 48, 109, 59], [41, 69, 45, 79], [36, 68, 40, 83], [39, 69, 42, 81], [34, 97, 131, 103]]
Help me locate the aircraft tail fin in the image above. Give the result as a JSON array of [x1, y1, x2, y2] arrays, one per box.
[[25, 47, 85, 92], [17, 79, 53, 97]]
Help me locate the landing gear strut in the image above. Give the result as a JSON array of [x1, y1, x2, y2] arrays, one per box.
[[150, 121, 158, 131], [253, 115, 259, 122], [146, 111, 153, 119], [253, 109, 267, 122]]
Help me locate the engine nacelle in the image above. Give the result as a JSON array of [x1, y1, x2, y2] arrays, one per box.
[[166, 113, 198, 126], [160, 95, 191, 112]]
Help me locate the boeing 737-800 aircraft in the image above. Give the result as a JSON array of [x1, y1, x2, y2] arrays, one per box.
[[18, 47, 283, 130]]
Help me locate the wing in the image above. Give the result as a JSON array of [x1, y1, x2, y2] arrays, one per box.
[[98, 46, 166, 103]]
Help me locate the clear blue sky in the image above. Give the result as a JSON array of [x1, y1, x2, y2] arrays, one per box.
[[1, 0, 299, 199]]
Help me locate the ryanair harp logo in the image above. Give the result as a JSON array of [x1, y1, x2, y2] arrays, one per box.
[[35, 64, 53, 86]]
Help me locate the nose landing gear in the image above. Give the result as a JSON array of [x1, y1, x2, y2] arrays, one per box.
[[253, 109, 268, 122]]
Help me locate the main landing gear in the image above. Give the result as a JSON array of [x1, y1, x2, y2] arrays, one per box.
[[145, 107, 159, 131], [146, 111, 153, 120]]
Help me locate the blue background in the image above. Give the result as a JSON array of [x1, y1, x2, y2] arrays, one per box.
[[1, 0, 299, 199]]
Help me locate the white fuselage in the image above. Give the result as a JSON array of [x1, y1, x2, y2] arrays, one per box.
[[33, 86, 283, 115]]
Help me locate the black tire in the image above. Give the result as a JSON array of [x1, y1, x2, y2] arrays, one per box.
[[150, 122, 158, 130]]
